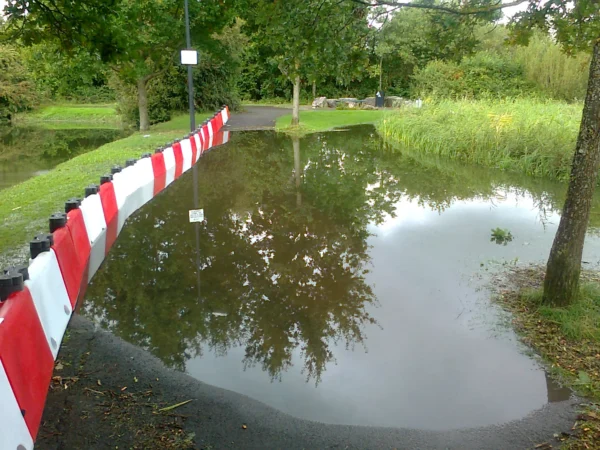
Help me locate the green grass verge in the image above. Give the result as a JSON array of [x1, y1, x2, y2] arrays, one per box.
[[152, 112, 213, 131], [276, 110, 385, 134], [21, 104, 120, 123], [377, 99, 582, 183], [0, 118, 200, 260], [496, 267, 600, 448]]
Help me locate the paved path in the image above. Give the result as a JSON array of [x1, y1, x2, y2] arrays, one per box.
[[224, 106, 291, 131]]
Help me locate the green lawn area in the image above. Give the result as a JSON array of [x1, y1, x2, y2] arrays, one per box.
[[276, 110, 385, 133], [152, 112, 213, 131], [21, 104, 120, 123], [0, 116, 204, 261]]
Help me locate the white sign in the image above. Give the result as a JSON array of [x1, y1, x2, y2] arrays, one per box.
[[181, 50, 198, 65], [189, 209, 204, 223]]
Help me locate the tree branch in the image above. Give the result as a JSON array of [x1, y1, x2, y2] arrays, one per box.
[[348, 0, 528, 16]]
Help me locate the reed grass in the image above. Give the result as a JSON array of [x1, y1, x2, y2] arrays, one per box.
[[377, 99, 582, 182]]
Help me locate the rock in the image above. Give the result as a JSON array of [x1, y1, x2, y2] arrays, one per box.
[[360, 104, 376, 110], [363, 97, 376, 107], [384, 96, 404, 108], [311, 96, 327, 108], [326, 99, 338, 108]]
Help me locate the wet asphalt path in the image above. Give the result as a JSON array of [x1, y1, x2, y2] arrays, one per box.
[[223, 106, 291, 131]]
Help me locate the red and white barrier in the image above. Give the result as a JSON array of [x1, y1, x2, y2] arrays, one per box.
[[0, 106, 231, 448]]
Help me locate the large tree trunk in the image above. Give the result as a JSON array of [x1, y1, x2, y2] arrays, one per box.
[[137, 77, 150, 131], [292, 75, 301, 126], [379, 56, 383, 92], [543, 41, 600, 306]]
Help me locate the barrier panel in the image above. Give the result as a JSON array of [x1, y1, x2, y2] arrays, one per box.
[[151, 152, 167, 196], [180, 138, 193, 173], [99, 182, 119, 255], [0, 288, 54, 440], [79, 192, 107, 282], [0, 106, 230, 449], [172, 142, 184, 179], [0, 361, 34, 450]]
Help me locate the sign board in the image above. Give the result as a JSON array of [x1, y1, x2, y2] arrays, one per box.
[[181, 50, 198, 65], [189, 209, 204, 223]]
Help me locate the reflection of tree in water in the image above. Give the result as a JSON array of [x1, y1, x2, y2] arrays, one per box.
[[86, 131, 385, 381], [85, 126, 600, 379]]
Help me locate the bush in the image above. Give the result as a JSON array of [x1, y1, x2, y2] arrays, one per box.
[[0, 44, 37, 122], [411, 51, 537, 99]]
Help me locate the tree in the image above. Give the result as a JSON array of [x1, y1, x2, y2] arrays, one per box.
[[2, 0, 235, 130], [0, 44, 36, 122], [247, 0, 370, 126]]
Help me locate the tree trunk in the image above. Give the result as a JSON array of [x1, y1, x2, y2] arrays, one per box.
[[312, 80, 316, 99], [543, 40, 600, 306], [137, 78, 150, 131], [292, 75, 301, 126], [293, 136, 302, 206]]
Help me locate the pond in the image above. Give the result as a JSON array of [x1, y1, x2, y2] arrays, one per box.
[[83, 126, 600, 430], [0, 125, 131, 190]]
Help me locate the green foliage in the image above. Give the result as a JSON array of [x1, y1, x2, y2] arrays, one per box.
[[0, 44, 37, 122], [490, 228, 513, 245], [378, 99, 582, 182], [512, 32, 590, 102], [21, 105, 118, 123], [412, 51, 536, 99], [21, 43, 113, 103]]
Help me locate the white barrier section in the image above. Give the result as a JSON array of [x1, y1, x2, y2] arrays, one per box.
[[0, 362, 34, 450], [223, 131, 230, 144], [194, 133, 202, 162], [134, 158, 155, 207], [163, 147, 176, 187], [207, 123, 214, 148], [180, 138, 193, 173], [25, 250, 73, 359], [80, 193, 107, 281], [221, 109, 228, 124]]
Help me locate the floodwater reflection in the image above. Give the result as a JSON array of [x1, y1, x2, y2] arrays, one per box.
[[85, 127, 597, 430]]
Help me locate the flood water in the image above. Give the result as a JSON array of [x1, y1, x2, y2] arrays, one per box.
[[0, 125, 130, 190], [84, 126, 599, 430]]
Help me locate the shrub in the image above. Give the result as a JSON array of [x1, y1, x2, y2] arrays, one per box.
[[411, 51, 537, 99], [0, 44, 37, 122]]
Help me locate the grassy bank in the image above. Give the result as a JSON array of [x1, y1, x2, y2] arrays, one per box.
[[276, 110, 385, 134], [0, 113, 211, 261], [19, 104, 120, 124], [495, 267, 600, 448], [378, 99, 582, 182]]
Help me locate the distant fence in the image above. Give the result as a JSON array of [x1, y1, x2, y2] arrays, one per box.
[[0, 106, 231, 450]]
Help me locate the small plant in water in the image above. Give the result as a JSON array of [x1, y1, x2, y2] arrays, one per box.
[[490, 228, 514, 246]]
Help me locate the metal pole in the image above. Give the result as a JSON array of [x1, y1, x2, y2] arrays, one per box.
[[184, 0, 195, 132]]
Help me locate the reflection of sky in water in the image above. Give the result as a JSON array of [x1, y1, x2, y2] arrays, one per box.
[[186, 189, 586, 430]]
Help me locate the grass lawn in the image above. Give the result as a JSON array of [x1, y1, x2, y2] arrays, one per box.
[[0, 114, 210, 262], [276, 110, 385, 134], [152, 112, 213, 131], [496, 267, 600, 448], [20, 104, 120, 123]]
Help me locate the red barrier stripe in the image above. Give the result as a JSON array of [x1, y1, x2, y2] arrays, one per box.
[[99, 183, 119, 255], [151, 153, 166, 196], [51, 227, 83, 308], [200, 126, 208, 154], [190, 134, 198, 163], [172, 142, 184, 179], [214, 112, 223, 131], [213, 130, 224, 147], [66, 209, 91, 304], [0, 288, 54, 440]]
